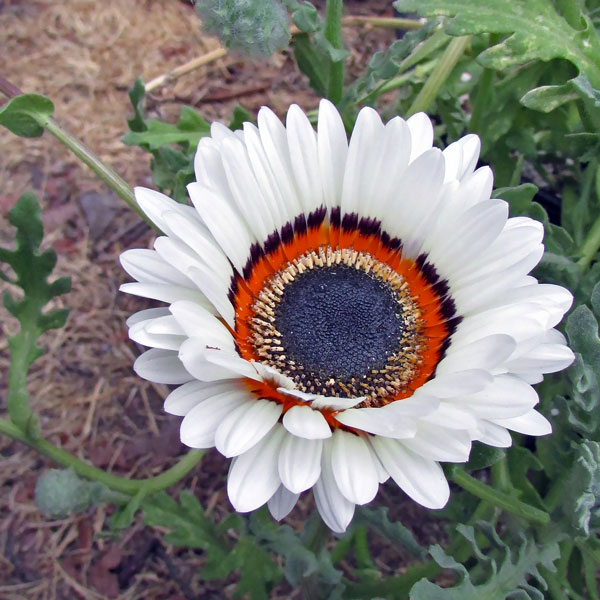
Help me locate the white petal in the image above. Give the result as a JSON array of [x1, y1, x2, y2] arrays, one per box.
[[436, 334, 517, 375], [129, 315, 185, 351], [126, 307, 170, 327], [334, 407, 417, 439], [370, 437, 450, 509], [317, 99, 348, 210], [120, 248, 192, 286], [161, 210, 232, 278], [180, 391, 250, 447], [402, 423, 471, 462], [187, 182, 253, 275], [278, 435, 323, 493], [473, 420, 513, 447], [170, 301, 234, 349], [179, 340, 256, 382], [282, 405, 332, 439], [453, 374, 538, 419], [135, 187, 190, 236], [278, 388, 364, 410], [504, 343, 575, 374], [331, 430, 379, 505], [215, 399, 282, 457], [420, 370, 493, 398], [421, 401, 479, 430], [257, 107, 302, 219], [164, 380, 246, 416], [313, 440, 355, 533], [119, 281, 212, 308], [227, 424, 286, 512], [407, 112, 433, 161], [341, 106, 384, 216], [287, 104, 324, 215], [493, 410, 552, 436], [268, 485, 300, 521], [134, 348, 192, 384]]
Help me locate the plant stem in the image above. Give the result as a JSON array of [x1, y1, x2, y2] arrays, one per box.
[[577, 159, 600, 270], [407, 35, 470, 117], [341, 16, 422, 30], [0, 74, 156, 231], [42, 118, 156, 230], [324, 0, 345, 104], [452, 469, 550, 526], [0, 418, 203, 495]]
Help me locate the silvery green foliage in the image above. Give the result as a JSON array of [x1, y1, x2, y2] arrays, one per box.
[[35, 469, 111, 518], [194, 0, 290, 57]]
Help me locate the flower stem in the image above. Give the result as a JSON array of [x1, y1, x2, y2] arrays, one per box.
[[341, 16, 422, 30], [0, 75, 156, 231], [577, 159, 600, 270], [0, 417, 203, 495], [324, 0, 345, 104], [452, 469, 550, 526], [407, 35, 470, 117], [41, 118, 157, 230]]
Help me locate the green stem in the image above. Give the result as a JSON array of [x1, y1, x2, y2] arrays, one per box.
[[470, 68, 494, 133], [577, 159, 600, 270], [490, 458, 512, 493], [407, 35, 471, 117], [324, 0, 345, 104], [343, 16, 422, 30], [452, 469, 550, 526], [0, 418, 203, 495], [41, 118, 156, 230]]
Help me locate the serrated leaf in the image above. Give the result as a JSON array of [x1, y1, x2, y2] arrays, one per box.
[[354, 506, 427, 561], [393, 0, 600, 88], [123, 106, 210, 150], [567, 306, 600, 373], [506, 447, 546, 510], [559, 441, 600, 536], [410, 524, 559, 599], [591, 281, 600, 317], [231, 537, 281, 600], [0, 93, 54, 138], [1, 193, 71, 429]]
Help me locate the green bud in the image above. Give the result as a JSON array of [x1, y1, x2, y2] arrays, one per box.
[[194, 0, 291, 58]]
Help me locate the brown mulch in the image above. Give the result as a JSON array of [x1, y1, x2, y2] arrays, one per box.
[[0, 1, 449, 598]]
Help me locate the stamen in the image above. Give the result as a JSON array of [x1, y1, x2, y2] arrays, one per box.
[[246, 247, 428, 408]]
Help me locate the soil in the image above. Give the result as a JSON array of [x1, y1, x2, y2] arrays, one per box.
[[0, 2, 448, 598]]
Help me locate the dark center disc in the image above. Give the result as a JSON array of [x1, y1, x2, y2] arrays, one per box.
[[274, 265, 405, 383]]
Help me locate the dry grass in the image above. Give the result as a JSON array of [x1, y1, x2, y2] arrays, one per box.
[[0, 1, 440, 598]]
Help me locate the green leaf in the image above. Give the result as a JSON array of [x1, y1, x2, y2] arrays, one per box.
[[231, 537, 282, 600], [464, 443, 506, 471], [228, 104, 252, 130], [127, 77, 147, 132], [521, 74, 600, 112], [290, 1, 321, 33], [0, 94, 54, 138], [410, 524, 559, 599], [122, 106, 210, 150], [393, 0, 600, 88], [293, 33, 328, 97], [1, 193, 71, 429], [559, 441, 600, 536], [110, 488, 146, 530], [354, 506, 427, 561], [493, 183, 538, 215]]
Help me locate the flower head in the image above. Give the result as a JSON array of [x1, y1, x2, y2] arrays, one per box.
[[120, 101, 574, 532]]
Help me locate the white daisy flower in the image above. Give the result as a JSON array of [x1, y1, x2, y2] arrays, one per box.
[[120, 100, 574, 532]]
